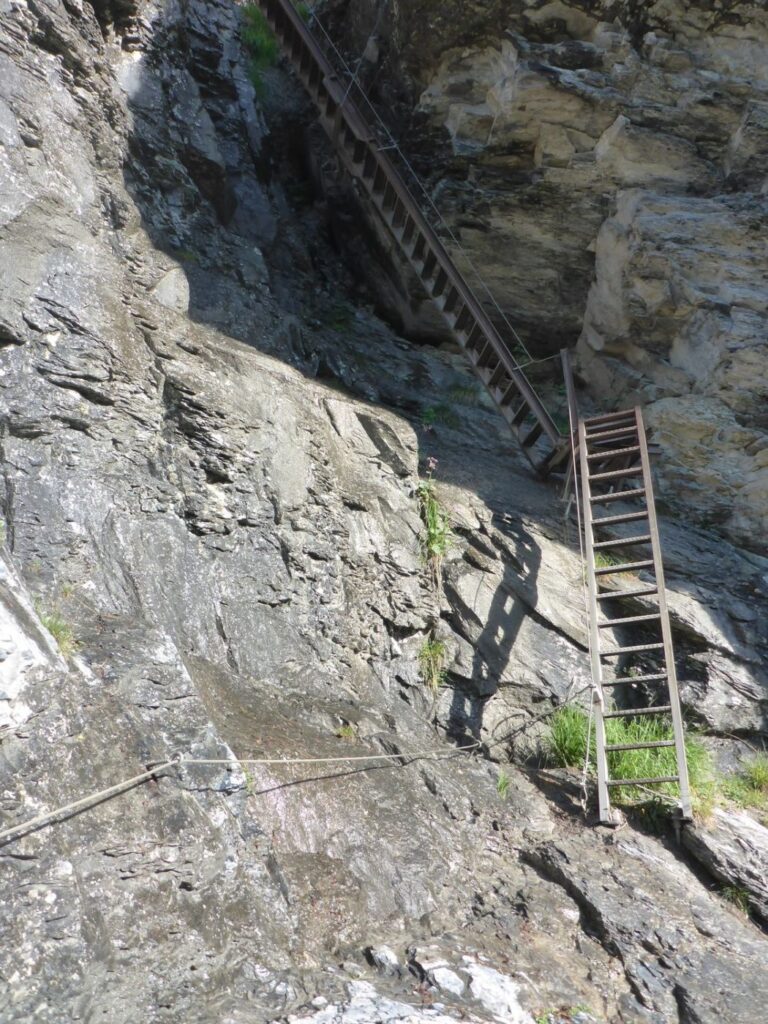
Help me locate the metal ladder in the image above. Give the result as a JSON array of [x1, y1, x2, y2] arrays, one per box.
[[576, 407, 692, 824], [255, 0, 568, 475]]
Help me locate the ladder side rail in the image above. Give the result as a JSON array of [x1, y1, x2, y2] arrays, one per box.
[[634, 407, 692, 819], [577, 418, 612, 823], [259, 0, 563, 447]]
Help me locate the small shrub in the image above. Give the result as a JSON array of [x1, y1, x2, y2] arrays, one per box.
[[497, 770, 510, 800], [336, 724, 356, 740], [296, 1, 311, 21], [419, 638, 446, 693]]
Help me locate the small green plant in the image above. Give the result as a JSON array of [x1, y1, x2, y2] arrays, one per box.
[[421, 403, 459, 430], [241, 5, 279, 93], [497, 770, 510, 800], [37, 607, 78, 658], [336, 724, 356, 740], [419, 638, 447, 692], [416, 479, 450, 570], [722, 885, 750, 915], [295, 1, 311, 21], [0, 519, 5, 545]]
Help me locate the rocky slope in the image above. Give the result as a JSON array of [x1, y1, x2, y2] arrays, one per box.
[[0, 0, 767, 1022], [328, 0, 768, 551]]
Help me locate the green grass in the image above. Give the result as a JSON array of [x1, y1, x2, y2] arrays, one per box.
[[419, 638, 447, 692], [721, 753, 768, 822], [546, 705, 713, 807], [497, 770, 510, 800], [336, 724, 356, 740], [593, 549, 625, 570], [241, 5, 279, 93], [721, 885, 751, 915], [421, 403, 460, 429], [37, 608, 78, 658], [446, 385, 480, 406], [295, 1, 311, 20]]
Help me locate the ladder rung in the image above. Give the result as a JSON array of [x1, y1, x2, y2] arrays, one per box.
[[521, 421, 543, 447], [594, 559, 653, 576], [510, 403, 530, 426], [587, 445, 640, 461], [592, 511, 648, 527], [605, 740, 676, 752], [583, 410, 637, 426], [596, 586, 658, 600], [585, 426, 638, 443], [606, 775, 679, 787], [598, 613, 661, 628], [603, 705, 672, 719], [589, 465, 642, 482], [604, 672, 668, 686], [593, 534, 651, 550], [601, 642, 665, 656], [590, 488, 646, 504]]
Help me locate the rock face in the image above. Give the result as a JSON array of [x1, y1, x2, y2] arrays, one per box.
[[328, 0, 768, 546], [0, 0, 767, 1021]]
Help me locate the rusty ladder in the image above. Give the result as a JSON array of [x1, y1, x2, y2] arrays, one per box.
[[563, 357, 692, 823], [255, 0, 568, 475]]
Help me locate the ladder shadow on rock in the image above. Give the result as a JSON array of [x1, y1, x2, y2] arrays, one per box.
[[448, 519, 541, 751]]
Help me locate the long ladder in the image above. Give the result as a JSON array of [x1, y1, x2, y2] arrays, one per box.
[[255, 0, 568, 474], [576, 408, 692, 824]]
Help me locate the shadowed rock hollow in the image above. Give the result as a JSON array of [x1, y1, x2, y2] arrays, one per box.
[[0, 0, 767, 1022]]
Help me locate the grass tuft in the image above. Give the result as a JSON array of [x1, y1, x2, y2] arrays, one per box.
[[38, 608, 78, 658], [722, 884, 750, 915], [336, 724, 356, 741], [419, 638, 447, 693], [497, 770, 510, 800]]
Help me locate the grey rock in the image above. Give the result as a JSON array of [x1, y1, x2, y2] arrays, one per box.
[[430, 966, 465, 997], [684, 808, 768, 921], [366, 945, 402, 976]]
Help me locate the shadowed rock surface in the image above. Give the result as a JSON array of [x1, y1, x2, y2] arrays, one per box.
[[0, 0, 767, 1021]]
